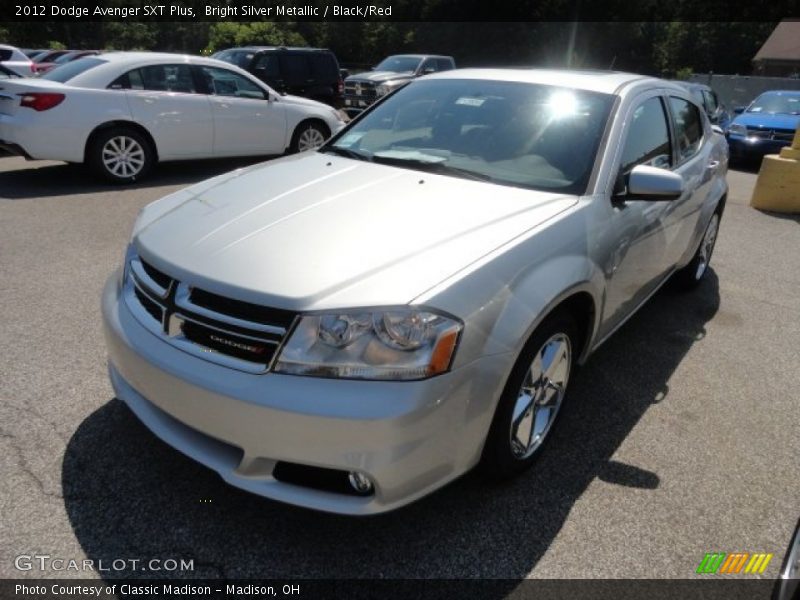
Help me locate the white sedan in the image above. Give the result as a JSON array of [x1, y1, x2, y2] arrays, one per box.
[[0, 44, 34, 76], [0, 52, 347, 182]]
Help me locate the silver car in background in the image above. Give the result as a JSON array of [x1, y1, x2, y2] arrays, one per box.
[[102, 69, 728, 514]]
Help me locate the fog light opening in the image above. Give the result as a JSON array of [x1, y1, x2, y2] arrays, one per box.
[[348, 471, 373, 494]]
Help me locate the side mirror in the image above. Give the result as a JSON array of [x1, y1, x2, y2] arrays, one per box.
[[339, 68, 350, 79], [733, 106, 745, 114], [625, 165, 684, 201], [711, 124, 724, 135], [422, 67, 435, 75]]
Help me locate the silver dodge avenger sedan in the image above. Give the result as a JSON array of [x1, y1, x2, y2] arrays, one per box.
[[102, 69, 728, 514]]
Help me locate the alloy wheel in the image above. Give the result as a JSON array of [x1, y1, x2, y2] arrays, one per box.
[[102, 135, 145, 179], [695, 213, 720, 280], [297, 127, 326, 151], [509, 332, 572, 460]]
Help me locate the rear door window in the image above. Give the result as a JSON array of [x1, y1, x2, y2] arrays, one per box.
[[139, 64, 196, 93], [702, 90, 718, 113], [0, 49, 12, 61], [252, 53, 280, 79], [669, 97, 703, 163]]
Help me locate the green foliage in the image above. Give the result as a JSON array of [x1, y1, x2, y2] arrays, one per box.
[[0, 19, 780, 78], [102, 23, 157, 51], [47, 40, 66, 50], [205, 22, 307, 53]]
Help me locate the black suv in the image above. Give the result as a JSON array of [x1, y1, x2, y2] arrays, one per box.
[[212, 47, 343, 107]]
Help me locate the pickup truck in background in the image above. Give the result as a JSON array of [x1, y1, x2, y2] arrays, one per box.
[[343, 54, 456, 115]]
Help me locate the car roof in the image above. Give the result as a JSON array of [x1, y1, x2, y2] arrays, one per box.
[[58, 52, 264, 88], [672, 81, 711, 91], [89, 51, 236, 67], [425, 68, 668, 95]]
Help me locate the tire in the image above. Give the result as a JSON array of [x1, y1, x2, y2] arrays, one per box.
[[88, 127, 154, 183], [289, 121, 329, 154], [672, 209, 721, 291], [479, 311, 578, 480]]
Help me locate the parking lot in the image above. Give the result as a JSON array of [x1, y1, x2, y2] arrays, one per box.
[[0, 155, 798, 585]]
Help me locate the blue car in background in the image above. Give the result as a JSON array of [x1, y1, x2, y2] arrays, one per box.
[[726, 90, 800, 162]]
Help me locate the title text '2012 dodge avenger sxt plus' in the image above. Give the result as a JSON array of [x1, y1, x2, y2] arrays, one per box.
[[102, 69, 728, 514]]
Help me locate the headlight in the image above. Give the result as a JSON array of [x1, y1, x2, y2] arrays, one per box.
[[727, 123, 747, 136], [376, 83, 395, 97], [274, 308, 462, 380], [329, 107, 347, 123]]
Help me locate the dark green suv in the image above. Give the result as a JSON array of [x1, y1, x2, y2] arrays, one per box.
[[212, 46, 343, 107]]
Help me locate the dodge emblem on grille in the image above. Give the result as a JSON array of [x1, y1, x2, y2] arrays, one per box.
[[209, 334, 264, 354]]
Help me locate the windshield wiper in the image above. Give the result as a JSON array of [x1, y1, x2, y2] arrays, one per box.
[[371, 155, 494, 182], [320, 146, 372, 161]]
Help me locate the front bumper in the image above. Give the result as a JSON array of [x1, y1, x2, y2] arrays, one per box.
[[101, 273, 509, 515], [726, 134, 791, 159]]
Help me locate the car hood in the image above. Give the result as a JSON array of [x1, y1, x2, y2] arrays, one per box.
[[733, 112, 800, 130], [346, 71, 415, 84], [133, 153, 577, 311], [278, 93, 332, 110]]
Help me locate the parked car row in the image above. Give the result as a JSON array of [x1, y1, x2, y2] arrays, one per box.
[[209, 46, 457, 115], [1, 44, 103, 76], [0, 43, 460, 181], [0, 52, 347, 181], [673, 79, 799, 163]]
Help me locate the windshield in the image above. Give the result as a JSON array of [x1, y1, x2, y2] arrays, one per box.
[[41, 57, 106, 83], [54, 52, 78, 65], [748, 93, 800, 115], [374, 56, 422, 73], [324, 79, 614, 194], [213, 49, 254, 69]]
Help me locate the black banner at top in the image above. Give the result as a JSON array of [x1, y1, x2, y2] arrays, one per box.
[[2, 0, 799, 22]]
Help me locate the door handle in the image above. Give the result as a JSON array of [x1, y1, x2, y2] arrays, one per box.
[[706, 160, 719, 170]]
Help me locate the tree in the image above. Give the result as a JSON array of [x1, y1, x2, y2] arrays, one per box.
[[205, 22, 307, 53]]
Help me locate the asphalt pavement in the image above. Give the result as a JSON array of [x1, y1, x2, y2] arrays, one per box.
[[0, 156, 798, 587]]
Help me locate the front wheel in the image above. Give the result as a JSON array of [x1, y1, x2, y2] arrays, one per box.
[[480, 311, 577, 480], [289, 121, 329, 153], [673, 211, 721, 290], [88, 127, 154, 183]]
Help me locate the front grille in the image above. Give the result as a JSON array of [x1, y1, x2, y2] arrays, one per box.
[[134, 286, 163, 323], [140, 258, 172, 290], [124, 252, 297, 372], [344, 80, 377, 99], [190, 287, 296, 329]]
